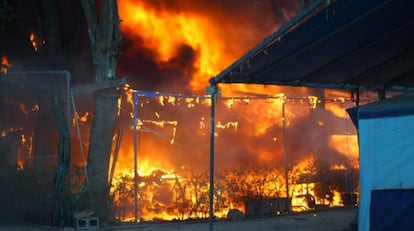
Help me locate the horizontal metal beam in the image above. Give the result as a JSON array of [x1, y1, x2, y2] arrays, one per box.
[[71, 77, 126, 95]]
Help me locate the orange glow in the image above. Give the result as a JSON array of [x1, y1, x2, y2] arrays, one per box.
[[0, 128, 33, 171], [17, 159, 24, 171], [216, 121, 238, 130], [291, 182, 315, 211], [332, 189, 343, 207], [119, 1, 222, 91], [1, 128, 18, 138], [1, 55, 10, 74], [3, 98, 39, 115], [107, 1, 359, 221], [329, 134, 359, 167], [106, 91, 359, 220], [330, 164, 347, 170], [29, 32, 43, 52], [325, 103, 350, 119], [119, 1, 279, 93], [0, 0, 360, 222], [307, 96, 319, 109], [325, 90, 354, 119], [290, 157, 350, 211], [79, 112, 90, 123]]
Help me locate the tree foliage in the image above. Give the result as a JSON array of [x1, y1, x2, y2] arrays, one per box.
[[0, 0, 13, 31]]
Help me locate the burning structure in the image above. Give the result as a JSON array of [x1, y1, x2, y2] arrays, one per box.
[[0, 81, 359, 222], [0, 0, 373, 226]]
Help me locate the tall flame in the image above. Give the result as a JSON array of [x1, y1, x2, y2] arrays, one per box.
[[118, 0, 279, 92], [0, 0, 360, 222], [105, 1, 358, 221]]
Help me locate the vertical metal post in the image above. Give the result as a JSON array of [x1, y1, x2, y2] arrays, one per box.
[[133, 92, 139, 223], [206, 81, 217, 231], [356, 88, 360, 107], [348, 168, 353, 206], [282, 100, 289, 210], [64, 71, 72, 130]]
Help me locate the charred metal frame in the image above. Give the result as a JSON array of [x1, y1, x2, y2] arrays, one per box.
[[206, 80, 218, 231], [130, 88, 303, 227], [2, 70, 72, 127], [1, 70, 72, 225]]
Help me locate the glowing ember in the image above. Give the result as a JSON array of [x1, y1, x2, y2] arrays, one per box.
[[3, 98, 39, 115], [0, 128, 33, 171], [330, 164, 347, 171], [216, 121, 238, 130], [1, 55, 10, 74], [29, 32, 43, 52], [72, 112, 91, 125]]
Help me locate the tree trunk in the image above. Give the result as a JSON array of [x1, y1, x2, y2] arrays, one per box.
[[88, 87, 118, 221], [80, 0, 121, 223]]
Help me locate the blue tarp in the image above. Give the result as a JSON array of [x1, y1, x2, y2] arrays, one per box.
[[371, 190, 414, 231], [347, 93, 414, 128], [356, 94, 414, 231]]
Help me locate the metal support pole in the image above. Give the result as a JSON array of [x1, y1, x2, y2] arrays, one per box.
[[206, 81, 217, 231], [71, 92, 94, 209], [63, 71, 72, 130], [356, 88, 360, 107], [133, 92, 139, 223], [282, 100, 289, 211]]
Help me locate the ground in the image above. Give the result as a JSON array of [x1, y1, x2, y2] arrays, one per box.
[[0, 208, 357, 231]]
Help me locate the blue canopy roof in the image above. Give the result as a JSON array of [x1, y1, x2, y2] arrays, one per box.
[[347, 92, 414, 128], [213, 0, 414, 93]]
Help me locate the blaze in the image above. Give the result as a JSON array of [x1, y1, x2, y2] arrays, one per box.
[[0, 0, 361, 222], [325, 90, 354, 119], [118, 0, 279, 93], [329, 134, 359, 168], [119, 1, 220, 91], [105, 91, 359, 220], [108, 0, 359, 221]]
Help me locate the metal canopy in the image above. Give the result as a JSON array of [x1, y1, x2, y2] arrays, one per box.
[[213, 0, 414, 93]]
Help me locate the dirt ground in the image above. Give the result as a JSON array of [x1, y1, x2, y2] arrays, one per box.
[[0, 208, 357, 231]]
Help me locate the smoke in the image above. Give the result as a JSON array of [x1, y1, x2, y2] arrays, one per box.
[[117, 0, 289, 92], [119, 38, 196, 92]]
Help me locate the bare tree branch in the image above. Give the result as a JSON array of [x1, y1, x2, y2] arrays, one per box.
[[80, 0, 98, 46]]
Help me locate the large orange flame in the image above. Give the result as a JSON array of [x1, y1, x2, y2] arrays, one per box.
[[107, 0, 359, 221], [118, 0, 280, 93]]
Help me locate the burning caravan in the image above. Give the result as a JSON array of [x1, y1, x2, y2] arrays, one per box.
[[348, 93, 414, 231]]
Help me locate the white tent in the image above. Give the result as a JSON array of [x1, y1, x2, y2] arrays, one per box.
[[349, 93, 414, 231]]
